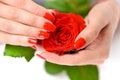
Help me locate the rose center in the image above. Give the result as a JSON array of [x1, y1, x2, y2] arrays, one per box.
[[56, 27, 71, 44]]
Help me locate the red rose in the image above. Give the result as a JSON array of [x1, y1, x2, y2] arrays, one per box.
[[41, 12, 86, 55]]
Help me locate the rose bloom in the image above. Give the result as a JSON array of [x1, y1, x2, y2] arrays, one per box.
[[41, 12, 86, 55]]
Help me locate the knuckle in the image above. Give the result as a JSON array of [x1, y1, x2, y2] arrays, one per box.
[[6, 23, 15, 32], [30, 17, 45, 28], [25, 27, 35, 36], [23, 26, 31, 35], [24, 26, 39, 38], [0, 18, 15, 32], [29, 16, 38, 26], [9, 8, 20, 20], [16, 0, 28, 7], [33, 6, 42, 15]]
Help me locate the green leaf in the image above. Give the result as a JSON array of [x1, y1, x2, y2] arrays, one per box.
[[45, 62, 99, 80], [45, 0, 71, 12], [4, 44, 35, 62], [65, 65, 99, 80], [45, 61, 65, 75], [45, 0, 90, 17]]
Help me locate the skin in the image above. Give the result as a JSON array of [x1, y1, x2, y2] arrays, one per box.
[[39, 0, 120, 66], [0, 0, 119, 66], [0, 0, 53, 46]]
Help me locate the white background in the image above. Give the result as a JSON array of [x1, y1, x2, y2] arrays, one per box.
[[0, 0, 120, 80]]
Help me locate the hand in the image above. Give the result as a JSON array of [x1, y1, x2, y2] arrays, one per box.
[[0, 0, 56, 47], [38, 0, 120, 66]]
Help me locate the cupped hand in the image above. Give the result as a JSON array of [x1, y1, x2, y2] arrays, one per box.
[[37, 0, 120, 66], [0, 0, 56, 47]]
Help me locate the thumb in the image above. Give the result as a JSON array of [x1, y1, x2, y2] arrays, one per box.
[[74, 16, 108, 50]]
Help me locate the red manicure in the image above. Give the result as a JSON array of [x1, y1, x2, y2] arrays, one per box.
[[38, 31, 50, 39], [74, 38, 86, 50], [28, 38, 37, 44], [44, 22, 56, 32], [44, 12, 55, 22], [36, 54, 46, 60]]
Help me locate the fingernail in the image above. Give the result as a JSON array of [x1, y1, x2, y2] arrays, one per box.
[[44, 12, 55, 22], [30, 45, 36, 50], [74, 38, 86, 50], [28, 38, 37, 44], [36, 54, 46, 60], [44, 22, 56, 32], [38, 31, 50, 39]]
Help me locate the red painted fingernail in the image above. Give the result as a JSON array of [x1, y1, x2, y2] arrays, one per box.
[[28, 38, 37, 44], [30, 45, 36, 50], [44, 12, 55, 22], [74, 38, 86, 50], [36, 54, 46, 60], [44, 22, 56, 32], [38, 31, 50, 39]]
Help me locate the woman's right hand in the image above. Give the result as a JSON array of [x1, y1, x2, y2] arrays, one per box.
[[0, 0, 56, 47], [37, 0, 120, 66]]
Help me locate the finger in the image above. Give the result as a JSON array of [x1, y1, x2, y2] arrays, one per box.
[[0, 18, 50, 39], [0, 31, 37, 46], [74, 9, 109, 50], [0, 3, 56, 32], [36, 50, 97, 66], [0, 0, 55, 22], [36, 45, 108, 66]]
